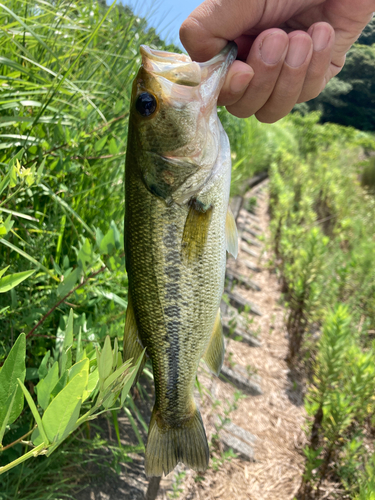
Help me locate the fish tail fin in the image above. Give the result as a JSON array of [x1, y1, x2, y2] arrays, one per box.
[[145, 405, 209, 477]]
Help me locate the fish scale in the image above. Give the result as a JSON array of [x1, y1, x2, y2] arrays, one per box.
[[123, 42, 238, 477]]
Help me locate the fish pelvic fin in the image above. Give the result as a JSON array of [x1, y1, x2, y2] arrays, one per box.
[[181, 198, 213, 265], [225, 205, 238, 258], [123, 292, 146, 384], [203, 308, 225, 376], [145, 406, 209, 477]]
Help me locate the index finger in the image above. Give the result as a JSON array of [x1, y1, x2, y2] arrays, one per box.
[[179, 0, 265, 62]]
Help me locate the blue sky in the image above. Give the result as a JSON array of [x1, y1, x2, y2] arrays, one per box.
[[123, 0, 202, 48]]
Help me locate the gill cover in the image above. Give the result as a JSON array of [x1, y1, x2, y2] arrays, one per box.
[[130, 43, 237, 205]]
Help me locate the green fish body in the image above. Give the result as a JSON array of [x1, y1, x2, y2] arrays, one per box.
[[124, 43, 238, 477]]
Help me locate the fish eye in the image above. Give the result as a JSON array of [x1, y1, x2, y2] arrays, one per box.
[[135, 92, 157, 117]]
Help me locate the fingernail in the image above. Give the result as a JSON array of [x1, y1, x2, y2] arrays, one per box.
[[311, 25, 331, 51], [286, 35, 312, 68], [260, 33, 287, 64], [230, 71, 253, 94]]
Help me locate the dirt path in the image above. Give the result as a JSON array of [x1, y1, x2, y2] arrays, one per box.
[[157, 180, 307, 500]]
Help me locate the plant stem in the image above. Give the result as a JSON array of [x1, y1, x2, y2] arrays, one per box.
[[0, 427, 35, 452], [0, 443, 46, 476], [26, 264, 106, 338]]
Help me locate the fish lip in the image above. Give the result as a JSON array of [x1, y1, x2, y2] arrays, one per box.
[[140, 45, 192, 64], [140, 43, 238, 89], [198, 42, 238, 70], [140, 45, 201, 87], [197, 42, 238, 110]]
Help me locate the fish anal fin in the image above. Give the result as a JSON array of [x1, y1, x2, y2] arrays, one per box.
[[203, 308, 225, 376], [181, 198, 213, 265], [123, 292, 146, 384], [226, 205, 238, 258], [145, 405, 209, 477]]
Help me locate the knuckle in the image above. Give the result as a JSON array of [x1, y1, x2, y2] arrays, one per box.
[[179, 16, 202, 48]]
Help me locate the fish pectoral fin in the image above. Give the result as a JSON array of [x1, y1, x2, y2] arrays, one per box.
[[145, 405, 209, 477], [225, 205, 238, 258], [181, 198, 213, 265], [203, 308, 225, 376], [123, 292, 146, 384]]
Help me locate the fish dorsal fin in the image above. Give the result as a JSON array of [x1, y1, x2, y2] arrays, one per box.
[[181, 199, 213, 265], [203, 308, 225, 376], [225, 206, 238, 258], [123, 292, 146, 384]]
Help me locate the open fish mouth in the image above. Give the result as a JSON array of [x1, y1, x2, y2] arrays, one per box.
[[140, 43, 238, 101]]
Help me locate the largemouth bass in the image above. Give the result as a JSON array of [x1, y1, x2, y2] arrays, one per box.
[[123, 42, 238, 477]]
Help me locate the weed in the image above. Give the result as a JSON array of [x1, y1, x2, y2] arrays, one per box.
[[168, 471, 186, 499]]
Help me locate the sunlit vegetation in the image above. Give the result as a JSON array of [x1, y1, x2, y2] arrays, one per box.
[[268, 112, 375, 497]]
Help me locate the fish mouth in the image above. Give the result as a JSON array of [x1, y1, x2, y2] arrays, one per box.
[[140, 43, 238, 98]]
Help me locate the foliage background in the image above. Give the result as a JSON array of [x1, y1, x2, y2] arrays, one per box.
[[1, 1, 375, 498]]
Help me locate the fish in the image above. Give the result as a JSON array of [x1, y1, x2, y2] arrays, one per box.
[[123, 42, 238, 478]]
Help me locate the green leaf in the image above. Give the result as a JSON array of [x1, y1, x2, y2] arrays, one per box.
[[93, 288, 127, 309], [42, 360, 89, 443], [3, 214, 14, 234], [60, 346, 72, 375], [0, 207, 38, 221], [112, 338, 119, 370], [50, 371, 68, 399], [103, 359, 133, 392], [46, 399, 81, 456], [0, 238, 59, 282], [36, 158, 45, 183], [77, 238, 93, 271], [99, 227, 116, 254], [68, 359, 88, 382], [95, 227, 104, 249], [18, 380, 49, 446], [63, 309, 74, 350], [36, 362, 59, 410], [110, 221, 123, 250], [0, 171, 9, 196], [76, 327, 83, 363], [0, 266, 9, 279], [0, 389, 17, 445], [94, 136, 108, 152], [57, 267, 81, 297], [85, 369, 99, 401], [120, 350, 145, 406], [0, 333, 26, 425], [38, 351, 51, 380], [98, 336, 113, 386], [109, 138, 118, 155], [0, 269, 35, 293], [9, 162, 17, 188]]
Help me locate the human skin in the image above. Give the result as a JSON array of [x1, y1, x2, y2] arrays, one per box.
[[180, 0, 375, 122]]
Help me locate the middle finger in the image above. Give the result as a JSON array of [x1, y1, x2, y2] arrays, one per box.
[[226, 29, 289, 118]]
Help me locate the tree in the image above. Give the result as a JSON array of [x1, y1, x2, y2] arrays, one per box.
[[303, 44, 375, 131]]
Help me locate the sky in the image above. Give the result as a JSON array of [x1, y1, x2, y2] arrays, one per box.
[[123, 0, 202, 48]]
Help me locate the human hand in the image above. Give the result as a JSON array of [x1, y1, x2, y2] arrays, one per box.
[[180, 0, 375, 122]]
